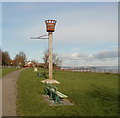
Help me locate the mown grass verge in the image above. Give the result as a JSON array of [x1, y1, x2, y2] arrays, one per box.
[[17, 68, 119, 116], [1, 67, 20, 77]]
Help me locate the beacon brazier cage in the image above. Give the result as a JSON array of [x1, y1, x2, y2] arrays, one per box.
[[45, 20, 57, 32]]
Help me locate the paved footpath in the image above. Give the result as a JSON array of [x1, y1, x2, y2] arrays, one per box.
[[0, 77, 2, 117], [2, 68, 26, 116]]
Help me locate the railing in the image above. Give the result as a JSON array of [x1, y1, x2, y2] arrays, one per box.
[[61, 68, 119, 74]]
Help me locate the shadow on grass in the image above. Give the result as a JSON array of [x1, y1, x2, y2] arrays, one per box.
[[86, 85, 119, 116], [87, 85, 118, 100]]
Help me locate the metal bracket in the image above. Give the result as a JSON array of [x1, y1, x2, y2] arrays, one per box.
[[31, 34, 48, 40]]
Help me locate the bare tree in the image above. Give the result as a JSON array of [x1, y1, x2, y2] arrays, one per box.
[[14, 51, 26, 66], [43, 49, 62, 69], [52, 53, 62, 68], [43, 49, 49, 69], [31, 60, 38, 67]]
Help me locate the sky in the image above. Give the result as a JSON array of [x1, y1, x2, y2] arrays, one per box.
[[1, 2, 118, 66]]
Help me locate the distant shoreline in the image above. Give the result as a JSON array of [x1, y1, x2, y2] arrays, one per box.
[[60, 66, 119, 69], [60, 66, 119, 74]]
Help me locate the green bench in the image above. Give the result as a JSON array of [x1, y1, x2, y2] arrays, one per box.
[[44, 82, 68, 104], [37, 71, 47, 79], [37, 72, 42, 78]]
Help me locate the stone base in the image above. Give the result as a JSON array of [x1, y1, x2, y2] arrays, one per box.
[[41, 79, 60, 84]]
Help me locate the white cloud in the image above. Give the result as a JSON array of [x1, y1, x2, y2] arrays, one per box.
[[60, 48, 118, 66], [93, 49, 118, 60]]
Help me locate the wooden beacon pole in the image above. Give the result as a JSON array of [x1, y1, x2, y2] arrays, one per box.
[[48, 32, 53, 80], [31, 20, 59, 84], [41, 19, 60, 84]]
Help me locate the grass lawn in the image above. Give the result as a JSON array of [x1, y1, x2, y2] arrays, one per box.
[[1, 67, 20, 77], [17, 68, 119, 116]]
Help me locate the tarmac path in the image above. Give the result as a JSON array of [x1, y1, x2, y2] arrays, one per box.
[[2, 68, 26, 116], [0, 77, 2, 117]]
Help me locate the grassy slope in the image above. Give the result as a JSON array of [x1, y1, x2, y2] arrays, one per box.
[[17, 68, 119, 116], [2, 68, 20, 77]]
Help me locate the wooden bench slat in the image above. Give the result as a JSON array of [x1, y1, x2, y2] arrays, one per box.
[[45, 87, 68, 98], [56, 91, 68, 98]]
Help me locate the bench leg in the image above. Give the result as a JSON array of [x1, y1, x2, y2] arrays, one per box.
[[54, 95, 61, 104], [49, 91, 53, 100], [44, 88, 48, 95]]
